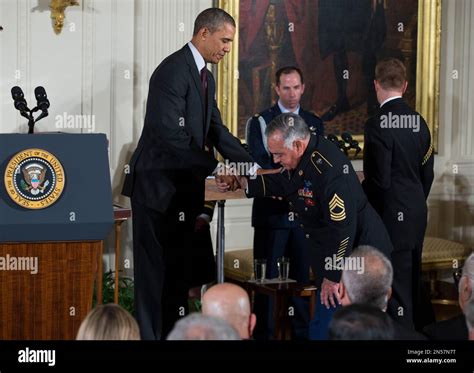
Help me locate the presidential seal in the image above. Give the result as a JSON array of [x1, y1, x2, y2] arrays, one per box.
[[4, 148, 65, 209]]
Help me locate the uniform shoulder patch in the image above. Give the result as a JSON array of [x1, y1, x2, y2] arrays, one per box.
[[329, 193, 346, 222]]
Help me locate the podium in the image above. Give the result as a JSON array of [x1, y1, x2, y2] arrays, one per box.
[[0, 133, 114, 339]]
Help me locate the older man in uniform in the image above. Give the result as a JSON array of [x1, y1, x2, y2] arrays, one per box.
[[246, 66, 323, 339], [234, 113, 392, 339]]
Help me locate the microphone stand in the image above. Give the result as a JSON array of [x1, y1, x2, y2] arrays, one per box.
[[23, 106, 48, 134]]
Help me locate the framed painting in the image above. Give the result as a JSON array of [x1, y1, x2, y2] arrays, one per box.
[[217, 0, 441, 157]]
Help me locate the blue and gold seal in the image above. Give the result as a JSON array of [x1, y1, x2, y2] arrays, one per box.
[[4, 148, 65, 209]]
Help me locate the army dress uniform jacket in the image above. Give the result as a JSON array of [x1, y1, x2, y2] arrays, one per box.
[[246, 133, 393, 286], [246, 104, 324, 229]]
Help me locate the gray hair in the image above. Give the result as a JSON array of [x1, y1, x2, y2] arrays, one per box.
[[341, 246, 393, 310], [265, 113, 310, 150], [460, 252, 474, 301], [465, 299, 474, 331], [166, 313, 240, 340], [193, 8, 236, 35]]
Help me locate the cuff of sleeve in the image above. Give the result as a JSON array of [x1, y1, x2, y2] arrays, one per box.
[[324, 269, 342, 283], [247, 163, 261, 177]]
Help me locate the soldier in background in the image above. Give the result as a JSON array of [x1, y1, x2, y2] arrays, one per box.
[[363, 58, 435, 330]]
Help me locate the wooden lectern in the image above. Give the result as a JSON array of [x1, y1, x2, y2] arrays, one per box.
[[0, 134, 114, 339]]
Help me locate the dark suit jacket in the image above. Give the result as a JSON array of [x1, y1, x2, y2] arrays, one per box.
[[122, 44, 253, 212], [423, 314, 468, 340], [246, 104, 323, 229], [392, 320, 427, 340], [363, 98, 434, 247]]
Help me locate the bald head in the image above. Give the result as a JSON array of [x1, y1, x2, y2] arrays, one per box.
[[202, 283, 256, 339]]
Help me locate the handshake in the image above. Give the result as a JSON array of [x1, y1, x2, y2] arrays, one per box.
[[214, 166, 283, 193]]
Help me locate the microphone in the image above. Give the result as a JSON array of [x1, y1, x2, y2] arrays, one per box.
[[10, 85, 50, 134], [327, 134, 345, 153], [341, 132, 353, 144], [351, 139, 362, 157], [34, 86, 50, 111], [11, 86, 30, 112]]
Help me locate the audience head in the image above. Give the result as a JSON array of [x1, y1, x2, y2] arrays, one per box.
[[329, 304, 395, 340], [374, 58, 408, 103], [265, 113, 310, 170], [202, 282, 256, 339], [191, 8, 235, 64], [76, 303, 140, 340], [459, 252, 474, 311], [166, 313, 240, 340], [275, 66, 305, 112], [340, 245, 393, 311]]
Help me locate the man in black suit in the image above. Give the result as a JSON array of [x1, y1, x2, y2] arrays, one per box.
[[363, 58, 435, 330], [122, 8, 255, 340]]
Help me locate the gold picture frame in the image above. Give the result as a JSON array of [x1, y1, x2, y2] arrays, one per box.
[[217, 0, 441, 155]]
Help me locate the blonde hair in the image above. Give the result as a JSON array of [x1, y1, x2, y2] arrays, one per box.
[[76, 304, 140, 340]]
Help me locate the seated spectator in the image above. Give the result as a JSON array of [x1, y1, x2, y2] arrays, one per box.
[[423, 252, 473, 340], [166, 313, 240, 340], [339, 246, 426, 339], [76, 303, 140, 340], [329, 304, 394, 340], [465, 299, 474, 340], [201, 282, 256, 339]]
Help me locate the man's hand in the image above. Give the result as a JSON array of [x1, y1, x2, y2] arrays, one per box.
[[215, 174, 239, 192], [320, 277, 342, 309]]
